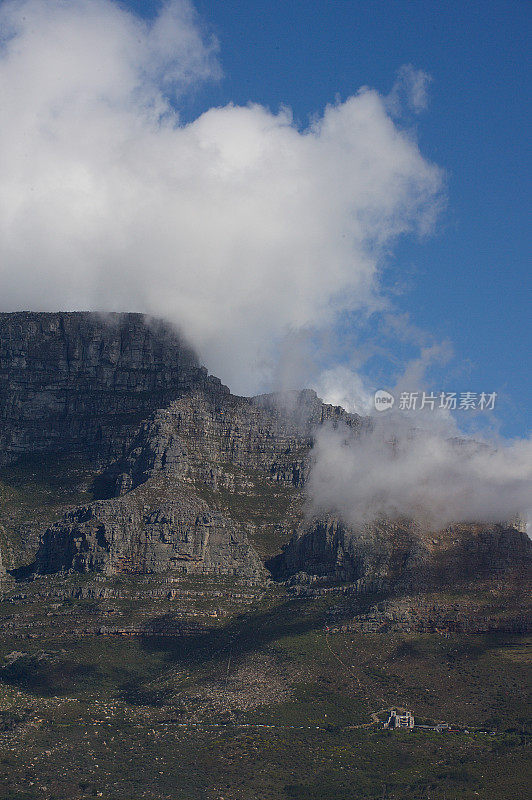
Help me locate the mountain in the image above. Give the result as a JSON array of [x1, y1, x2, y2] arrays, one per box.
[[0, 311, 223, 467], [1, 312, 530, 800], [0, 311, 529, 597]]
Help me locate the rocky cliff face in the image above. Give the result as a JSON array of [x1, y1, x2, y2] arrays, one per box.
[[37, 477, 264, 578], [0, 311, 226, 467], [0, 312, 363, 578], [272, 517, 532, 592], [106, 388, 356, 495], [33, 387, 363, 578], [0, 312, 529, 594]]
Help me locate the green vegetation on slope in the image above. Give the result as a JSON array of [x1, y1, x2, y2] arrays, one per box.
[[0, 577, 530, 799], [0, 454, 99, 567]]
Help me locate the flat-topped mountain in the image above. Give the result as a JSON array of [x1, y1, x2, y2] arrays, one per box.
[[0, 312, 529, 602], [0, 312, 530, 800]]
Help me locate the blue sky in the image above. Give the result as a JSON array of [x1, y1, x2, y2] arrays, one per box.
[[123, 0, 530, 437]]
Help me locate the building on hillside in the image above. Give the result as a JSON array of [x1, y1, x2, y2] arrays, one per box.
[[383, 709, 414, 730]]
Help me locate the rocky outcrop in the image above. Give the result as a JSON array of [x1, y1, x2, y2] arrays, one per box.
[[0, 311, 227, 467], [36, 478, 264, 578], [32, 386, 362, 578], [107, 388, 360, 495], [334, 586, 532, 635], [270, 517, 427, 592], [272, 517, 532, 593]]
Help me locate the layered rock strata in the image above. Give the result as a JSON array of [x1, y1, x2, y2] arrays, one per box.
[[0, 311, 225, 466], [1, 312, 529, 595]]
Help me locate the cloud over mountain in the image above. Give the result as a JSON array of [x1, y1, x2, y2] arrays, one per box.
[[308, 414, 532, 530], [0, 0, 442, 393]]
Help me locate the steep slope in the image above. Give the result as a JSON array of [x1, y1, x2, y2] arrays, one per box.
[[33, 388, 363, 577], [1, 312, 529, 599], [36, 477, 264, 578], [271, 516, 532, 593], [0, 311, 225, 467], [0, 317, 530, 800]]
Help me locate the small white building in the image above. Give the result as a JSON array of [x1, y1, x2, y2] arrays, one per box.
[[383, 709, 414, 729]]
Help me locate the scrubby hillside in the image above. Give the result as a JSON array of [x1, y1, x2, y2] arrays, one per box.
[[0, 312, 530, 800]]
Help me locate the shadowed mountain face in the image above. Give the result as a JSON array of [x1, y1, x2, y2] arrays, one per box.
[[0, 311, 529, 591], [0, 312, 362, 578], [0, 311, 225, 467], [269, 516, 531, 593]]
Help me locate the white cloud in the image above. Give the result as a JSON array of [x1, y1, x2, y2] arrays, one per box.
[[387, 64, 432, 115], [308, 413, 532, 530], [308, 338, 531, 532], [0, 0, 443, 394], [313, 365, 374, 415]]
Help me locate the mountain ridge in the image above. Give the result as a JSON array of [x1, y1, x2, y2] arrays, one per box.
[[0, 312, 528, 610]]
